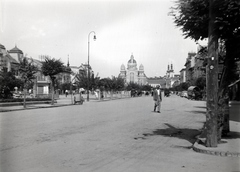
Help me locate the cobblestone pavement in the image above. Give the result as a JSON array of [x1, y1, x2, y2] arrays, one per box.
[[0, 95, 239, 172]]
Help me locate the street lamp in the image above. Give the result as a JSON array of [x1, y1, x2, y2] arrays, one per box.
[[87, 31, 96, 101]]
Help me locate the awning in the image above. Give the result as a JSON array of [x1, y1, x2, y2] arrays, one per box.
[[188, 86, 199, 91]]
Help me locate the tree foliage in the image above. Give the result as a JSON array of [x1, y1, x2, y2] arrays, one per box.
[[41, 57, 67, 80], [41, 57, 68, 104], [0, 71, 23, 98], [74, 71, 100, 91], [19, 57, 38, 88], [173, 82, 189, 91], [170, 0, 240, 145], [170, 0, 240, 41], [194, 76, 206, 90]]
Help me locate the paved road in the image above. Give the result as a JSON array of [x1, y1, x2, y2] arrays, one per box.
[[0, 95, 239, 172]]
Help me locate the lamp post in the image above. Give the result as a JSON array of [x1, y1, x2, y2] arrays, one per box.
[[87, 31, 96, 101]]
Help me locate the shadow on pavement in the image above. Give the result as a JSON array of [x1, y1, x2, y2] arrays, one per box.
[[223, 131, 240, 139], [139, 123, 201, 145], [194, 106, 206, 109]]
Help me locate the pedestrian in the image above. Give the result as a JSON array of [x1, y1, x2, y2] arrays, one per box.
[[94, 90, 98, 99], [153, 85, 162, 113], [65, 90, 68, 97]]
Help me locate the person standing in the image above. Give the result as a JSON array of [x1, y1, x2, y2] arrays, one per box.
[[153, 85, 162, 113]]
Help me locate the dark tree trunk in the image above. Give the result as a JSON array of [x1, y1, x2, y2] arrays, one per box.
[[217, 37, 240, 140], [205, 0, 219, 147]]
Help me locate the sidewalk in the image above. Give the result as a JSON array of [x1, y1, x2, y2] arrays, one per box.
[[193, 120, 240, 158], [0, 93, 131, 112]]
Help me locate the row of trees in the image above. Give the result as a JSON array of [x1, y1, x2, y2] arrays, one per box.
[[1, 56, 153, 106], [170, 0, 240, 147], [62, 73, 152, 93]]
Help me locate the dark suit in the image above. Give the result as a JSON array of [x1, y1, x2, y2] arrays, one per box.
[[153, 88, 162, 112]]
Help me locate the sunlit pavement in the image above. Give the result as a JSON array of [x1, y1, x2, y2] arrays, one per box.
[[0, 95, 239, 172]]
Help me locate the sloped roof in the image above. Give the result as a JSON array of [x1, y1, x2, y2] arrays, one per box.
[[8, 46, 23, 54]]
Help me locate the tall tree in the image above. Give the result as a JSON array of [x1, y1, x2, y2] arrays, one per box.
[[19, 57, 38, 108], [41, 57, 68, 105], [170, 0, 240, 146], [74, 71, 100, 91], [206, 0, 219, 147]]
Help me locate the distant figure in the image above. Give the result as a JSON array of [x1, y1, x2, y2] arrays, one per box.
[[94, 91, 98, 99], [153, 85, 162, 113], [65, 90, 69, 97]]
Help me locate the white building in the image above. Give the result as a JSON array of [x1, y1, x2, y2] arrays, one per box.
[[119, 54, 147, 85]]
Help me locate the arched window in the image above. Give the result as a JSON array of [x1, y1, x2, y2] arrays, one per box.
[[130, 72, 134, 82]]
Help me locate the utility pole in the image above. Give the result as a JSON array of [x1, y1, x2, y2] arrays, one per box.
[[206, 0, 219, 147]]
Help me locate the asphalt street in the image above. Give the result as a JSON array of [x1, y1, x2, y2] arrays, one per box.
[[0, 95, 239, 172]]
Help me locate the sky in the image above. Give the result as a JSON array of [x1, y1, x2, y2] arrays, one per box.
[[0, 0, 207, 78]]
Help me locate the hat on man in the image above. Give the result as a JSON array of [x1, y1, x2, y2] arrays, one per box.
[[156, 85, 160, 88]]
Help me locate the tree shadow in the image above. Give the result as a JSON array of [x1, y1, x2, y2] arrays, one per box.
[[135, 123, 201, 145], [223, 131, 240, 139], [194, 106, 206, 109], [187, 110, 206, 115]]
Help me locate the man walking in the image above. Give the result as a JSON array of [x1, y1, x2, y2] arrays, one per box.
[[153, 85, 162, 113]]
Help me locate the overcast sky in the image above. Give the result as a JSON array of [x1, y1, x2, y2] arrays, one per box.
[[0, 0, 207, 78]]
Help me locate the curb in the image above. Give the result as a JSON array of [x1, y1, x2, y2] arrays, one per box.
[[0, 104, 74, 113], [0, 97, 132, 112], [193, 138, 240, 158], [0, 101, 54, 107]]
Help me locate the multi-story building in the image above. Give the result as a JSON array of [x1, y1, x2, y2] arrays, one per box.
[[147, 63, 180, 88], [179, 68, 186, 83], [0, 44, 21, 75], [147, 77, 166, 88], [184, 52, 196, 84], [119, 54, 147, 85], [0, 44, 77, 97]]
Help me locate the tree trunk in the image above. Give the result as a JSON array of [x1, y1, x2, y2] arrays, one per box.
[[217, 88, 229, 141], [51, 78, 55, 105], [205, 0, 219, 147], [23, 87, 27, 109], [217, 37, 240, 139]]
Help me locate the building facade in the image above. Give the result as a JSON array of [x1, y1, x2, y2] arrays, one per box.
[[119, 54, 147, 85], [184, 52, 196, 84], [179, 68, 186, 83], [0, 44, 76, 97]]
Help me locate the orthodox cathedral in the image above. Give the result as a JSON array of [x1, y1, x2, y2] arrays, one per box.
[[119, 54, 147, 85], [119, 54, 180, 88]]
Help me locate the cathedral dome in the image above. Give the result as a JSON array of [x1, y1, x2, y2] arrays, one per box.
[[139, 64, 144, 71], [121, 64, 126, 71], [8, 46, 23, 54], [128, 54, 137, 64]]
